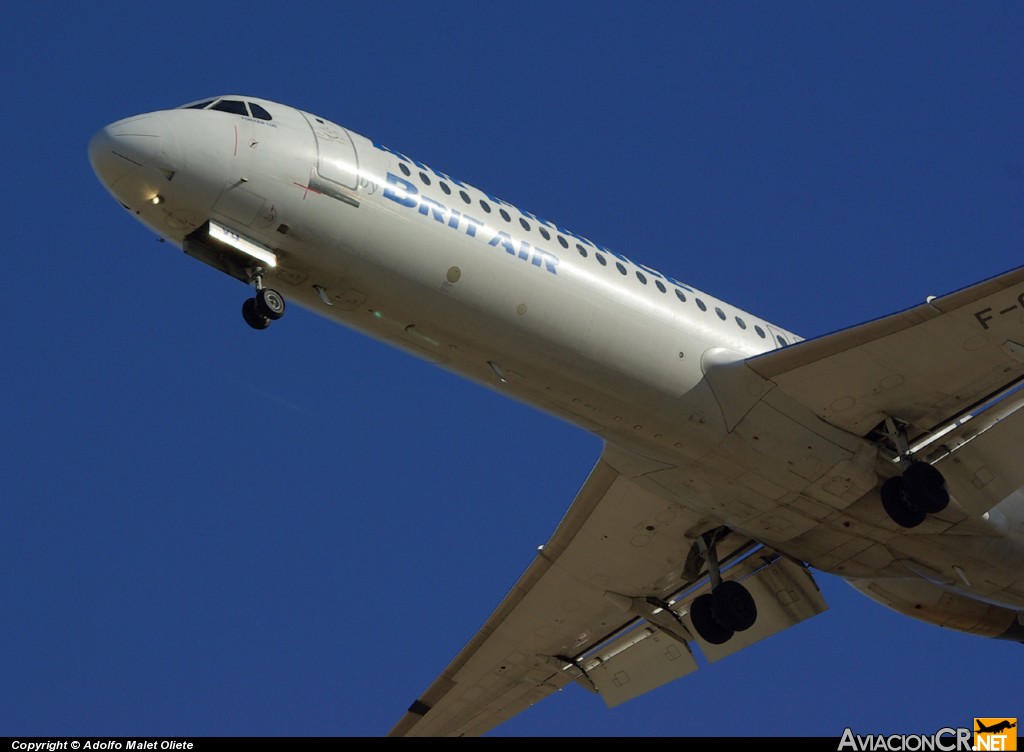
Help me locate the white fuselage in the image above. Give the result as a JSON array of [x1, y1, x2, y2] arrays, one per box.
[[89, 97, 1024, 625]]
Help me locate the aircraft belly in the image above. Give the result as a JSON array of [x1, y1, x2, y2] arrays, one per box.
[[636, 394, 877, 530], [269, 205, 740, 462], [885, 533, 1024, 605], [257, 177, 1024, 603]]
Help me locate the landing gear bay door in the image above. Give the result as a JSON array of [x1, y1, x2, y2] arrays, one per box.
[[580, 552, 826, 708]]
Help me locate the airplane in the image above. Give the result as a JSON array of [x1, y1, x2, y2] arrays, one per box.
[[89, 95, 1024, 737], [977, 721, 1017, 734]]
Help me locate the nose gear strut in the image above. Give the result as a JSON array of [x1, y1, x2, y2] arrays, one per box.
[[242, 267, 286, 330]]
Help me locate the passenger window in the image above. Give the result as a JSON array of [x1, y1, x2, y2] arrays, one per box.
[[577, 245, 588, 258], [675, 289, 687, 303], [440, 182, 451, 195], [211, 99, 248, 116], [736, 317, 747, 329], [539, 227, 551, 240], [777, 335, 789, 346], [715, 307, 726, 320], [459, 190, 470, 204], [755, 326, 766, 338], [499, 209, 511, 222], [399, 163, 411, 177], [249, 103, 273, 120], [696, 299, 707, 312], [520, 218, 531, 231], [655, 280, 666, 293], [616, 262, 627, 275], [480, 200, 491, 213], [419, 172, 431, 185], [557, 235, 568, 248], [596, 254, 607, 266], [636, 272, 647, 285]]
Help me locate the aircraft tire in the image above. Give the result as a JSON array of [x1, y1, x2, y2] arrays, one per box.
[[242, 298, 271, 330], [901, 461, 949, 514], [255, 288, 286, 320], [690, 593, 733, 645], [881, 476, 926, 528], [712, 580, 757, 632]]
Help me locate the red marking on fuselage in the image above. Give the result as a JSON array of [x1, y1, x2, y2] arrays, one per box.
[[292, 182, 322, 200]]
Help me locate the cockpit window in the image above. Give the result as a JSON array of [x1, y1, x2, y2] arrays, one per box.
[[248, 103, 272, 121], [178, 98, 273, 120], [211, 99, 249, 116]]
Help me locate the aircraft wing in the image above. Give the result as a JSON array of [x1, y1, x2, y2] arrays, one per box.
[[747, 266, 1024, 444], [389, 456, 827, 737], [930, 386, 1024, 516]]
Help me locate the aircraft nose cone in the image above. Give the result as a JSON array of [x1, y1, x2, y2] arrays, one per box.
[[88, 123, 139, 190], [89, 114, 178, 203], [90, 114, 174, 180]]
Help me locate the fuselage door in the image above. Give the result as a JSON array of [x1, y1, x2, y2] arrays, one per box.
[[301, 111, 360, 206]]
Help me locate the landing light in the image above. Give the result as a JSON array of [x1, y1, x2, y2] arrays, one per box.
[[150, 194, 163, 205]]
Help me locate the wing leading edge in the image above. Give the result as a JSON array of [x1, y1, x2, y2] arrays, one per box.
[[746, 265, 1024, 442], [389, 455, 827, 736]]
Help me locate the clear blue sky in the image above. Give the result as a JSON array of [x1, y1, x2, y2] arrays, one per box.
[[4, 2, 1022, 737]]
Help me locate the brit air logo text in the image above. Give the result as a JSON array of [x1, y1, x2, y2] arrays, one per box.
[[382, 173, 559, 275]]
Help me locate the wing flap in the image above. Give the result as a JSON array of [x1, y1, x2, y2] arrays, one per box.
[[587, 627, 699, 708], [935, 394, 1024, 516]]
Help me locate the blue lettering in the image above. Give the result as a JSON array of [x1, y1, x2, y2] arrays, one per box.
[[418, 196, 448, 223], [533, 248, 559, 274], [384, 172, 418, 207], [380, 167, 561, 276], [462, 215, 483, 238], [488, 231, 517, 256]]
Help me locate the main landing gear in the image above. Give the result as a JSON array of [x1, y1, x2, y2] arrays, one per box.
[[880, 461, 949, 528], [241, 270, 286, 330], [878, 418, 949, 529], [688, 528, 757, 645]]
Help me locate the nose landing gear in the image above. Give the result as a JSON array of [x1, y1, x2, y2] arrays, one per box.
[[242, 270, 286, 330]]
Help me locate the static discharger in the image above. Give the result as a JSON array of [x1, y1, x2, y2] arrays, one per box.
[[487, 360, 508, 384]]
